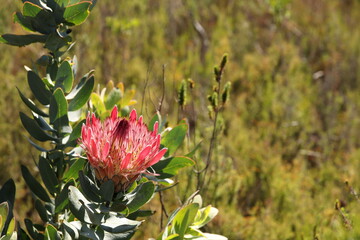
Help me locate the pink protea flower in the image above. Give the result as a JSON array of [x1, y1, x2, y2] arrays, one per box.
[[80, 106, 167, 192]]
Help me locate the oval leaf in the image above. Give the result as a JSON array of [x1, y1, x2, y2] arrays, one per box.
[[55, 179, 75, 213], [23, 2, 42, 17], [27, 71, 51, 105], [63, 2, 92, 26], [126, 182, 155, 214], [62, 158, 86, 181], [20, 112, 57, 142], [161, 124, 188, 156], [90, 93, 106, 116], [0, 34, 47, 47], [35, 199, 48, 222], [171, 203, 199, 239], [99, 180, 114, 202], [21, 165, 51, 202], [39, 156, 58, 195], [68, 76, 94, 111], [151, 156, 195, 179], [49, 88, 69, 131], [68, 186, 94, 224], [78, 171, 101, 202], [55, 61, 74, 93], [45, 224, 58, 240], [17, 88, 48, 117]]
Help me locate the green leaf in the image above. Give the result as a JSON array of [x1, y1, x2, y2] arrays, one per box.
[[0, 203, 9, 234], [35, 199, 48, 222], [17, 88, 48, 117], [146, 176, 174, 187], [0, 179, 15, 210], [46, 62, 58, 84], [165, 234, 180, 240], [68, 109, 82, 122], [109, 202, 127, 213], [151, 156, 195, 179], [81, 203, 103, 225], [13, 12, 35, 32], [27, 71, 51, 105], [0, 34, 47, 47], [53, 0, 70, 7], [126, 182, 155, 214], [69, 186, 92, 224], [45, 224, 58, 240], [62, 221, 79, 240], [18, 8, 56, 34], [45, 33, 72, 54], [66, 70, 95, 100], [62, 158, 86, 181], [171, 203, 199, 239], [49, 88, 69, 131], [63, 1, 92, 25], [25, 219, 43, 240], [78, 171, 101, 202], [55, 61, 74, 93], [15, 2, 57, 34], [39, 157, 58, 195], [27, 137, 49, 152], [17, 228, 31, 240], [6, 218, 16, 237], [100, 215, 141, 234], [65, 119, 85, 147], [23, 2, 42, 17], [90, 93, 106, 117], [127, 210, 155, 220], [21, 165, 51, 202], [70, 221, 98, 239], [55, 179, 75, 213], [68, 76, 94, 111], [101, 231, 136, 240], [99, 180, 114, 202], [161, 124, 188, 156], [32, 113, 55, 132], [20, 112, 57, 142], [105, 88, 122, 110], [192, 206, 218, 229]]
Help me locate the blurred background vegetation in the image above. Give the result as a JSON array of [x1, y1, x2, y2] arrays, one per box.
[[3, 0, 360, 239]]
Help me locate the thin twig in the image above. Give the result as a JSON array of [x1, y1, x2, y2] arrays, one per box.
[[141, 63, 152, 115], [200, 79, 221, 190], [159, 190, 168, 230], [196, 58, 226, 191], [158, 64, 166, 113]]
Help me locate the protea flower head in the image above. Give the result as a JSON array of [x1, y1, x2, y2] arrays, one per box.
[[80, 106, 167, 192]]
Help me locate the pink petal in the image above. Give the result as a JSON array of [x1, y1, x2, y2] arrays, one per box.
[[152, 121, 159, 136], [151, 135, 161, 149], [138, 116, 143, 125], [136, 146, 152, 164], [91, 139, 98, 159], [81, 124, 87, 140], [111, 106, 118, 121], [146, 148, 167, 167], [120, 153, 132, 169], [102, 141, 110, 160], [129, 109, 137, 121], [92, 113, 97, 124]]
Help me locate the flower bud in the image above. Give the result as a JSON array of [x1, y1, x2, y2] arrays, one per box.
[[221, 81, 231, 105], [178, 79, 187, 109]]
